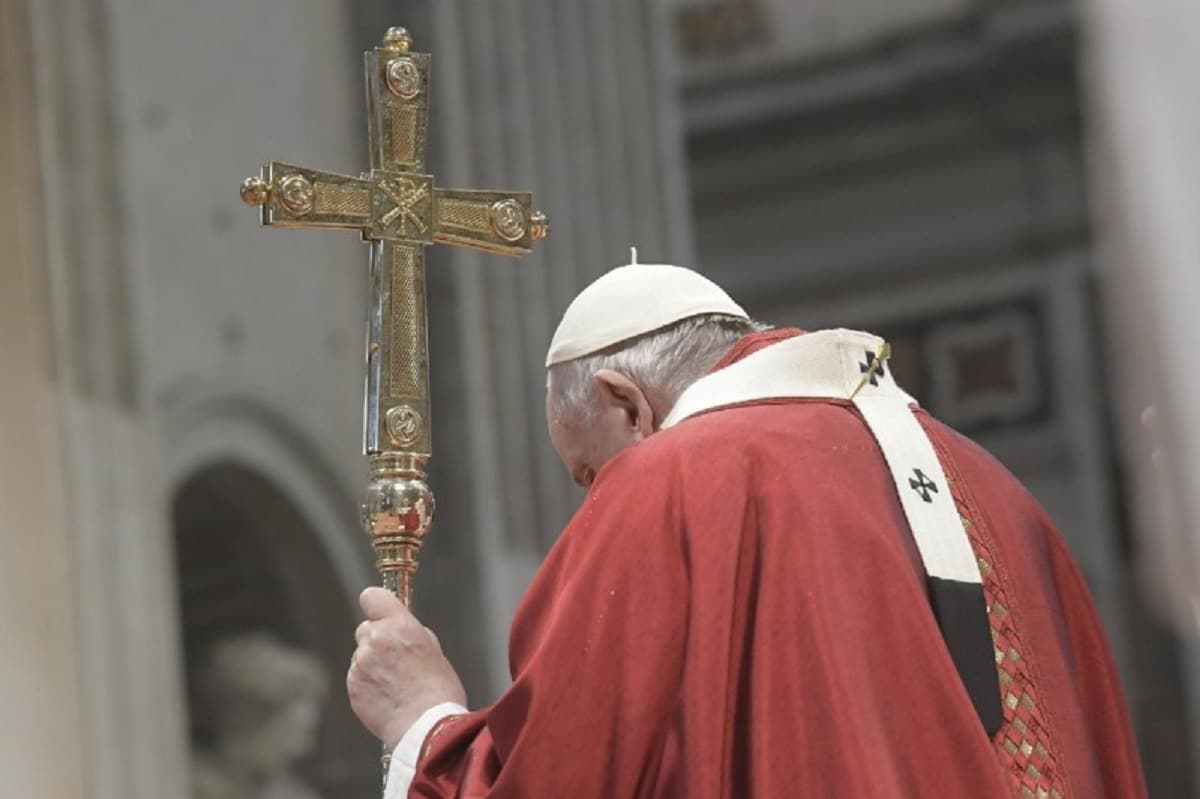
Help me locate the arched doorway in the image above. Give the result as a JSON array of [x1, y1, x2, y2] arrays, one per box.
[[173, 462, 378, 798]]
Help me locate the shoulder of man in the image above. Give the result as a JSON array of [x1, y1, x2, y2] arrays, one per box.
[[588, 405, 747, 493], [587, 398, 851, 510]]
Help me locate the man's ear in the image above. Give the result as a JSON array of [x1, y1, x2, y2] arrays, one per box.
[[593, 369, 655, 438]]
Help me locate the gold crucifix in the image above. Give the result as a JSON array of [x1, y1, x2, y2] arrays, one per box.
[[239, 26, 548, 608]]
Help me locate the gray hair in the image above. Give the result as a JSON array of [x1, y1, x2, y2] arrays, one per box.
[[546, 313, 770, 424]]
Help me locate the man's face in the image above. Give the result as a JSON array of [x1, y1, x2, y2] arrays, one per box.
[[546, 369, 657, 489]]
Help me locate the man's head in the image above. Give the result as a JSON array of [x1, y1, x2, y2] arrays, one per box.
[[544, 262, 763, 487]]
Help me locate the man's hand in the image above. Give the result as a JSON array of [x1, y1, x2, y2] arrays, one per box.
[[347, 587, 467, 750]]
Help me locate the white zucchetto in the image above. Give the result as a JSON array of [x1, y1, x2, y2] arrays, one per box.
[[545, 262, 749, 367]]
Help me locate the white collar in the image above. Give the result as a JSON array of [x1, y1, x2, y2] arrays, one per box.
[[662, 329, 915, 429]]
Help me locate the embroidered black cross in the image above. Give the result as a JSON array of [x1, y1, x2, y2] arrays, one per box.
[[859, 349, 886, 386], [909, 468, 938, 503]]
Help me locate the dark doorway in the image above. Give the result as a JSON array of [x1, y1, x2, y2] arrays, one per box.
[[174, 462, 377, 798]]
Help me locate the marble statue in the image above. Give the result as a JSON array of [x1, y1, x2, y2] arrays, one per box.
[[190, 633, 329, 799]]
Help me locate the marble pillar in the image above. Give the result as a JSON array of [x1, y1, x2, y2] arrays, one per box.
[[0, 1, 88, 795], [7, 0, 188, 796]]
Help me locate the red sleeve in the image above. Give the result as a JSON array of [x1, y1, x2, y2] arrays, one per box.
[[1044, 528, 1148, 798], [410, 454, 689, 797]]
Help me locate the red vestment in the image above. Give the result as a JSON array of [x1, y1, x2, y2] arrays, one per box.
[[411, 330, 1146, 798]]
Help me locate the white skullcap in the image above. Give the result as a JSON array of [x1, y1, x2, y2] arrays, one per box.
[[545, 262, 749, 367]]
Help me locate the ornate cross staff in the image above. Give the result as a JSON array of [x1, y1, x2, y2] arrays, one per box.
[[239, 26, 548, 608]]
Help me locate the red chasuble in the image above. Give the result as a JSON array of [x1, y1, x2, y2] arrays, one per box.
[[410, 330, 1146, 798]]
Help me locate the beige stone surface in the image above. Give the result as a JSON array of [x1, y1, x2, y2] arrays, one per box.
[[0, 0, 87, 795]]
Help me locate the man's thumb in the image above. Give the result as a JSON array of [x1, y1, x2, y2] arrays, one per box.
[[359, 586, 405, 620]]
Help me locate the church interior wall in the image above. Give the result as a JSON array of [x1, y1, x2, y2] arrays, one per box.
[[20, 0, 701, 790], [19, 0, 393, 795]]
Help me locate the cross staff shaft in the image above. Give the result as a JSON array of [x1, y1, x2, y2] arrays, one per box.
[[238, 26, 548, 609]]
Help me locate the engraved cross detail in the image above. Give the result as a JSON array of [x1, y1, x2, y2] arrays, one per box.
[[377, 177, 429, 235]]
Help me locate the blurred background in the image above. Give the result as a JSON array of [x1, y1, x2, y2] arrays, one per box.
[[3, 0, 1198, 796]]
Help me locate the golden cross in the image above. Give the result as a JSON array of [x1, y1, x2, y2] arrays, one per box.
[[239, 26, 548, 609]]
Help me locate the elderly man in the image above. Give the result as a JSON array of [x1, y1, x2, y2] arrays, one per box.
[[348, 263, 1146, 798]]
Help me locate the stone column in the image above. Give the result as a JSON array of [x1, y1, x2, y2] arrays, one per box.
[[0, 1, 88, 796], [425, 0, 695, 695], [3, 0, 188, 797]]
